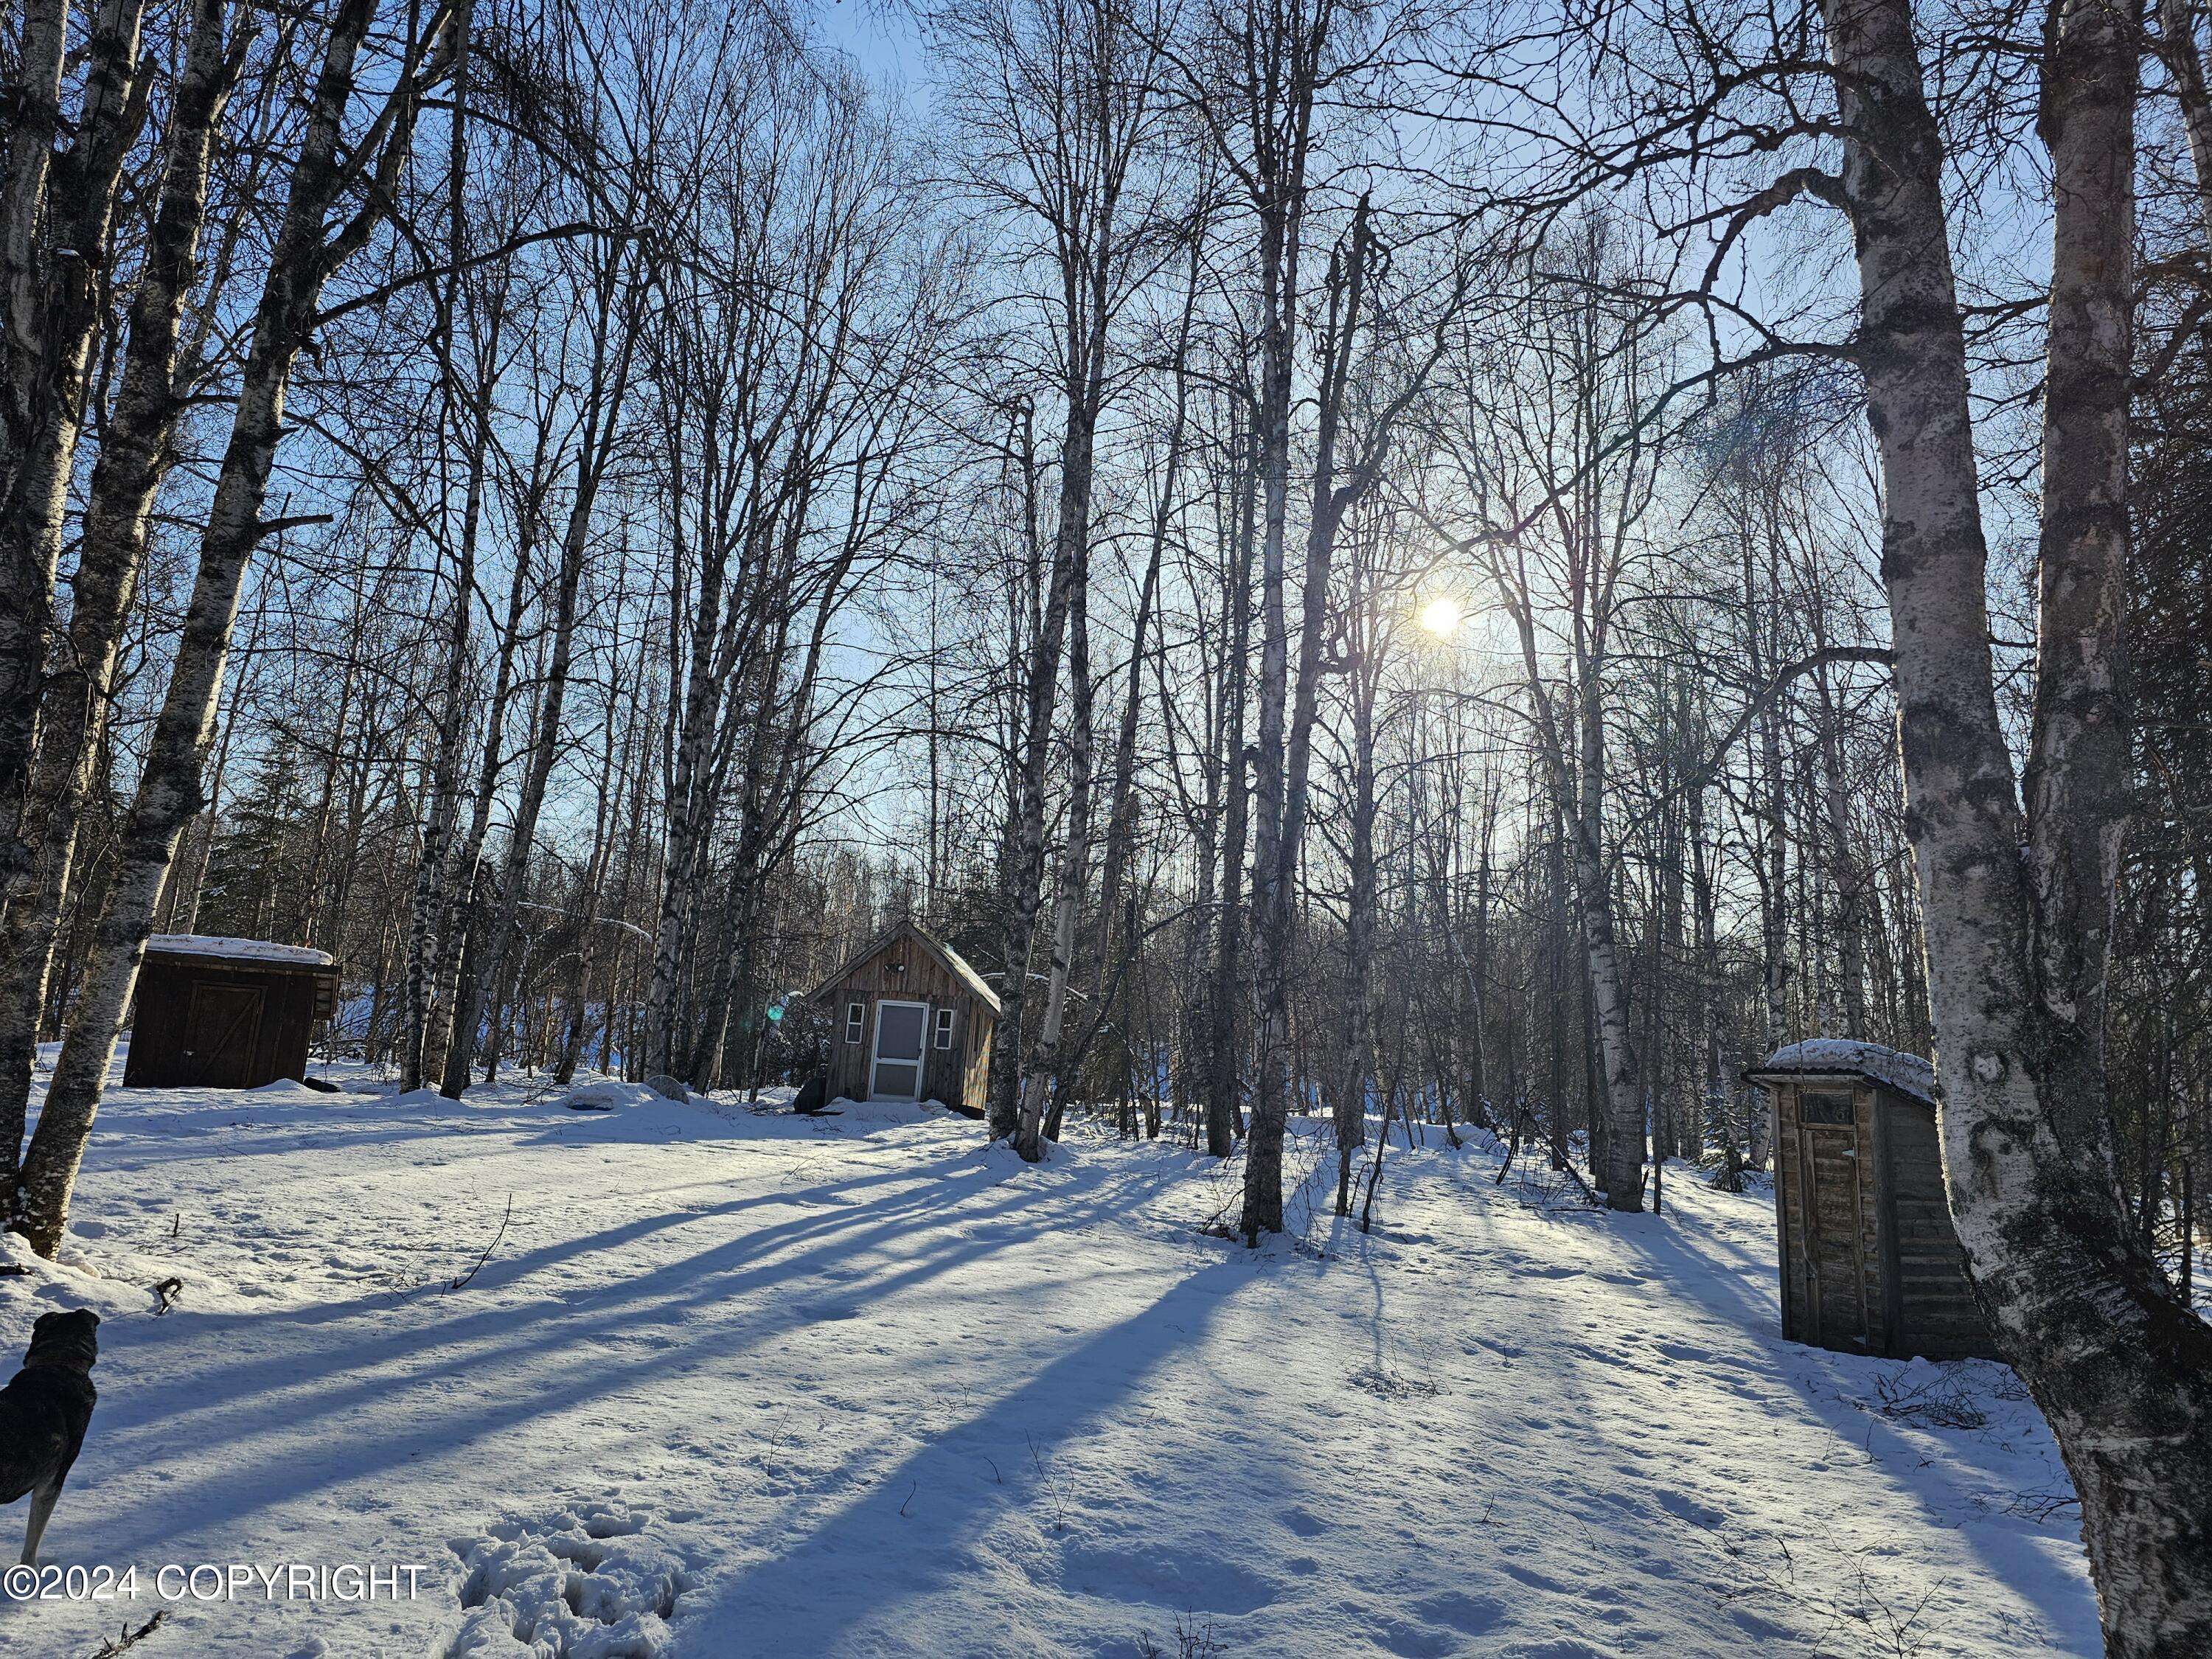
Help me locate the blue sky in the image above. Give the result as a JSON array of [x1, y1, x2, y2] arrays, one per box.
[[813, 0, 932, 110]]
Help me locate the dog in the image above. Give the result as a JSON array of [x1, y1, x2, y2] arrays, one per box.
[[0, 1307, 98, 1567]]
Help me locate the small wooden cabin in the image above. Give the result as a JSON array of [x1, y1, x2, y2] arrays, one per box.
[[123, 935, 340, 1090], [1746, 1040, 1998, 1361], [807, 921, 1000, 1113]]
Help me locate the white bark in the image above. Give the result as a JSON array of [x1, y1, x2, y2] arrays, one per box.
[[0, 0, 236, 1180], [1826, 0, 2212, 1642], [10, 0, 454, 1253], [0, 0, 150, 869]]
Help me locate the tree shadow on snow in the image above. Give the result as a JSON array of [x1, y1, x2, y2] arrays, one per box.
[[47, 1137, 1208, 1577], [686, 1256, 1251, 1654]]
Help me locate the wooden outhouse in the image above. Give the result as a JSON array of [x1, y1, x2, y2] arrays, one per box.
[[123, 935, 341, 1090], [807, 921, 1000, 1113], [1745, 1040, 1998, 1361]]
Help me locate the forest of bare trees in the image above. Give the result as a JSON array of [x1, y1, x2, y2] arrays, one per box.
[[2, 0, 2208, 1645]]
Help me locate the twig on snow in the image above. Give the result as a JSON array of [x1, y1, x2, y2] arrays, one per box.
[[83, 1610, 166, 1655], [445, 1193, 514, 1291]]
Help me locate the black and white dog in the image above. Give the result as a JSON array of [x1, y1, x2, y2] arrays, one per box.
[[0, 1307, 99, 1567]]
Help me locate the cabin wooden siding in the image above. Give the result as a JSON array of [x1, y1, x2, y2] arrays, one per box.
[[1769, 1077, 1996, 1360], [815, 927, 995, 1112], [123, 953, 338, 1090]]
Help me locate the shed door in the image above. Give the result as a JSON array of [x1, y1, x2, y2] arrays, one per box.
[[870, 1001, 927, 1101], [1797, 1090, 1868, 1346], [182, 981, 265, 1088]]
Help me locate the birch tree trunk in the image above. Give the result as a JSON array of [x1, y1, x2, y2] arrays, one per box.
[[1828, 0, 2212, 1641], [429, 446, 532, 1090], [9, 0, 452, 1253], [400, 497, 478, 1092], [1204, 415, 1255, 1158], [1813, 651, 1868, 1037], [1227, 0, 1334, 1234], [1484, 546, 1646, 1208], [644, 504, 734, 1075], [1242, 240, 1301, 1235], [1012, 547, 1096, 1159], [0, 0, 237, 1183], [970, 0, 1159, 1145], [0, 0, 75, 847], [0, 0, 149, 888], [555, 666, 633, 1086], [1084, 254, 1191, 1121], [1571, 673, 1645, 1207], [1543, 786, 1571, 1169], [1332, 650, 1380, 1215], [998, 366, 1097, 1141], [445, 291, 633, 1090], [401, 0, 490, 1093], [445, 521, 585, 1095], [1751, 525, 1791, 1143], [2156, 0, 2212, 246], [1688, 762, 1738, 1183], [1243, 177, 1349, 1239], [1244, 190, 1444, 1231]]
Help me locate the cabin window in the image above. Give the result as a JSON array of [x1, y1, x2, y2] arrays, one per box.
[[845, 1002, 864, 1045], [1800, 1090, 1854, 1127], [934, 1008, 955, 1050]]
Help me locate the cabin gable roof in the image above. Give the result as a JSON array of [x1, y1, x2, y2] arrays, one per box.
[[809, 920, 1002, 1017]]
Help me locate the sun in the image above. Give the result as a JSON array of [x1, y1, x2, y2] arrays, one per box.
[[1417, 596, 1465, 636]]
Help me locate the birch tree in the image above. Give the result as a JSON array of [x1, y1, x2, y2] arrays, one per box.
[[1428, 220, 1673, 1209], [10, 0, 459, 1254], [1497, 0, 2212, 1630], [928, 0, 1180, 1150], [0, 0, 243, 1187], [0, 0, 152, 893]]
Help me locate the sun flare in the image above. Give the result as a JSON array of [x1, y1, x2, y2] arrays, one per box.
[[1417, 597, 1465, 636]]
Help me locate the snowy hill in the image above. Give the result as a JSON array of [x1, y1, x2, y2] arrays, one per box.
[[0, 1065, 2098, 1655]]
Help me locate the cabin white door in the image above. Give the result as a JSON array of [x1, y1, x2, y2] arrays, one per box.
[[869, 1000, 928, 1101]]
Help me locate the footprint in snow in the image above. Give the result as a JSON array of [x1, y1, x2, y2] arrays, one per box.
[[1652, 1488, 1726, 1528], [442, 1499, 691, 1658], [1279, 1503, 1327, 1539]]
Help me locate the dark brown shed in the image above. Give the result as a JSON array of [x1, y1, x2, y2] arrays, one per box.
[[122, 935, 341, 1091], [807, 921, 1000, 1113], [1745, 1041, 1999, 1361]]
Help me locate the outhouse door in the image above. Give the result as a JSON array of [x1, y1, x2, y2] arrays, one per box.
[[182, 981, 265, 1088], [1795, 1088, 1868, 1346], [870, 1000, 928, 1101]]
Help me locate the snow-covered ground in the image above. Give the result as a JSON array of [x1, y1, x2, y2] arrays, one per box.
[[1, 1056, 2099, 1656]]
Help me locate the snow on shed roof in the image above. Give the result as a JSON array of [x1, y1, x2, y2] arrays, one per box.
[[1749, 1038, 1935, 1105], [145, 933, 336, 969]]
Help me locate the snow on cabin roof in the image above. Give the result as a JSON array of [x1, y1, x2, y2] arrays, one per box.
[[929, 933, 1001, 1015], [809, 920, 1002, 1015], [1750, 1038, 1935, 1105], [145, 933, 336, 969]]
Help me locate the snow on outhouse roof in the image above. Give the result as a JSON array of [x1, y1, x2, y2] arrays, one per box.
[[145, 933, 337, 969], [1747, 1038, 1935, 1106]]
